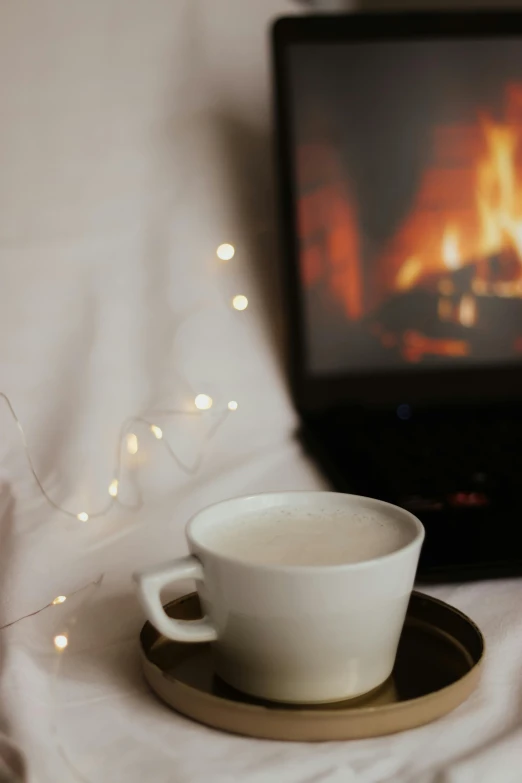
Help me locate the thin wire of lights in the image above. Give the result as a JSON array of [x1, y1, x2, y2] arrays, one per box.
[[2, 236, 249, 782], [0, 391, 235, 523], [126, 433, 139, 455], [156, 409, 229, 475], [0, 577, 102, 631], [150, 424, 163, 440], [232, 294, 248, 311], [216, 243, 235, 261], [53, 634, 68, 651], [108, 479, 119, 497], [49, 575, 105, 783], [194, 393, 213, 410]]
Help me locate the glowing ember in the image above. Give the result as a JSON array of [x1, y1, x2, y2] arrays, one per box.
[[438, 278, 455, 296], [402, 331, 470, 363], [438, 298, 453, 321], [458, 295, 477, 327], [396, 256, 422, 290]]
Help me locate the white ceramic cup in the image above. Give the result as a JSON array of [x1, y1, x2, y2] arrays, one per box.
[[133, 491, 424, 703]]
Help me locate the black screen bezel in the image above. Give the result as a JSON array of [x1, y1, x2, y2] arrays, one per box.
[[273, 10, 522, 411]]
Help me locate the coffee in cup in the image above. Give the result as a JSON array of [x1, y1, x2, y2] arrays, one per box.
[[202, 504, 413, 567], [133, 491, 424, 703]]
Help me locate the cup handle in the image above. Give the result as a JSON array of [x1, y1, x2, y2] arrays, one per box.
[[133, 555, 218, 643]]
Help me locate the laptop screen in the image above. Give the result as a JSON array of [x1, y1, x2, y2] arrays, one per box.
[[286, 37, 522, 376]]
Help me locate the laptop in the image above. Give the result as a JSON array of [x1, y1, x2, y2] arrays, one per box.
[[273, 10, 522, 580]]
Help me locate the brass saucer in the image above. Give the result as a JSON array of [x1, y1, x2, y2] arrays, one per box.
[[139, 591, 484, 741]]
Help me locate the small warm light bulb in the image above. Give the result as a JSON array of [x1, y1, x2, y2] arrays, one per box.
[[77, 512, 89, 522], [54, 634, 68, 651], [108, 479, 119, 498], [216, 243, 235, 261], [194, 393, 213, 410], [52, 595, 67, 605], [232, 295, 248, 311], [150, 424, 163, 440], [126, 433, 139, 455], [228, 400, 238, 411]]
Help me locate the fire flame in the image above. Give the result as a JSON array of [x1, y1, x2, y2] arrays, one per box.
[[477, 120, 520, 259], [389, 99, 522, 359], [395, 98, 522, 293], [442, 227, 461, 270]]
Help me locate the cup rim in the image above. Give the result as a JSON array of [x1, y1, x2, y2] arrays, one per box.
[[185, 491, 425, 573]]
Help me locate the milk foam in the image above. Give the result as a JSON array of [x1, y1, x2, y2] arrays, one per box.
[[202, 505, 412, 566]]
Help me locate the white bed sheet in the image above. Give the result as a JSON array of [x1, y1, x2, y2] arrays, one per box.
[[0, 2, 521, 781]]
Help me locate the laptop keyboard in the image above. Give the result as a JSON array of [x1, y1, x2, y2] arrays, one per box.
[[317, 407, 522, 509]]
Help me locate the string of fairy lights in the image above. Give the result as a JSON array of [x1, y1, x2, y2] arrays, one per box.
[[0, 241, 248, 658]]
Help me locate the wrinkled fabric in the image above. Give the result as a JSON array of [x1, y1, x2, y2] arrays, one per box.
[[0, 2, 521, 781]]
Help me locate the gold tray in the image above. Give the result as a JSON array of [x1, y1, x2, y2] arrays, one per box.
[[139, 591, 484, 741]]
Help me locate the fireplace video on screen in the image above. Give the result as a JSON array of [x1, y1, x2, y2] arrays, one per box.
[[288, 39, 522, 374]]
